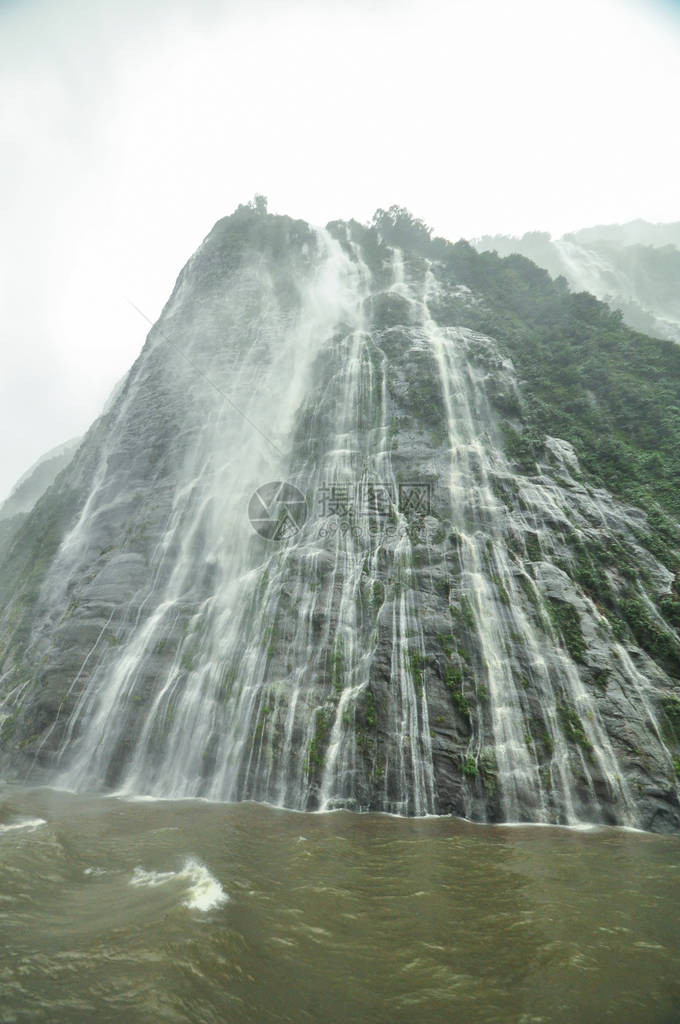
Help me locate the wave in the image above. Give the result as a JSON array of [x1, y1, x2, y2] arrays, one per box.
[[0, 817, 46, 834], [129, 856, 228, 911]]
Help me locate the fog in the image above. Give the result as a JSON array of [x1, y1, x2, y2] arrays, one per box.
[[2, 0, 679, 499]]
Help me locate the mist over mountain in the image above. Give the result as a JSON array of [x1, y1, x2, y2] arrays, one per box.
[[1, 204, 679, 833], [0, 438, 80, 522], [567, 220, 680, 249], [0, 438, 80, 568], [474, 221, 680, 343]]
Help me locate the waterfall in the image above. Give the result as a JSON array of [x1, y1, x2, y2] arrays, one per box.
[[1, 210, 677, 830], [49, 227, 362, 800]]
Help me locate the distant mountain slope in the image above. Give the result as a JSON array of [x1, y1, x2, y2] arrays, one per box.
[[473, 221, 680, 343], [0, 438, 80, 565], [567, 220, 680, 249], [0, 439, 81, 522]]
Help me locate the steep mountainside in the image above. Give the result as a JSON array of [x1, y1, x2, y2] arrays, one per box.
[[0, 438, 80, 567], [1, 204, 679, 831], [474, 223, 680, 343]]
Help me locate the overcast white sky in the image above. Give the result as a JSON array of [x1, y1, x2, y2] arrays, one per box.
[[2, 0, 680, 500]]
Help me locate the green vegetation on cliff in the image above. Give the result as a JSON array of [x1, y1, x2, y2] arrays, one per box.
[[347, 208, 680, 573], [438, 241, 680, 549]]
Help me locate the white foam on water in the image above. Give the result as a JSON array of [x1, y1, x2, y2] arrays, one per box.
[[0, 817, 46, 834], [112, 792, 167, 802], [129, 857, 228, 911], [179, 859, 230, 911], [130, 866, 177, 887], [493, 819, 600, 832]]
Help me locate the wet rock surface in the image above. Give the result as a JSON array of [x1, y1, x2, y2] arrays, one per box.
[[0, 208, 678, 831]]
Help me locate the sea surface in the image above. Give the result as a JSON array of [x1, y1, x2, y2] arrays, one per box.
[[1, 784, 679, 1023]]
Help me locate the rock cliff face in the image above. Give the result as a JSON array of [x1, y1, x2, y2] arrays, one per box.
[[1, 205, 679, 831]]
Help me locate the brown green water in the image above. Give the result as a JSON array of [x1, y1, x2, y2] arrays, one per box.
[[0, 785, 679, 1023]]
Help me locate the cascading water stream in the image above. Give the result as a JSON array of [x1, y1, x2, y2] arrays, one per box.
[[3, 211, 676, 831], [47, 238, 636, 821], [403, 263, 638, 825], [51, 229, 361, 798]]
